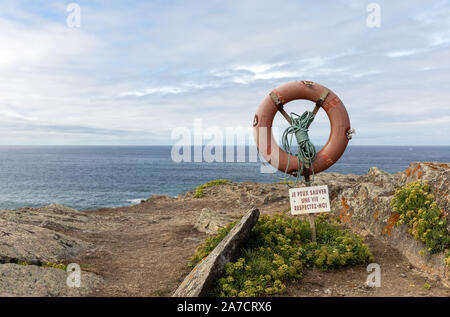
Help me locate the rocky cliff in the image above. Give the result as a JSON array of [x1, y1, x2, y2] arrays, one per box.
[[0, 162, 448, 296]]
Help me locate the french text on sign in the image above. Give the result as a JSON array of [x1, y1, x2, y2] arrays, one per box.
[[289, 185, 331, 215]]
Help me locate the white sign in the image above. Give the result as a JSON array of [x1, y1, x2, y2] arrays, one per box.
[[289, 185, 331, 215]]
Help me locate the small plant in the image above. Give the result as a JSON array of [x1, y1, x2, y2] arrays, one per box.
[[189, 213, 373, 297], [391, 180, 450, 253], [194, 179, 232, 198], [189, 221, 237, 267], [275, 180, 296, 184], [423, 282, 431, 290], [42, 262, 67, 270]]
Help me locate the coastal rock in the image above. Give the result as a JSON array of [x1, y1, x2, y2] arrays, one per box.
[[182, 161, 448, 287], [0, 204, 87, 231], [194, 208, 231, 234], [0, 204, 120, 233], [179, 161, 450, 287], [40, 203, 80, 215], [326, 162, 449, 286], [0, 263, 102, 297], [402, 162, 450, 220], [0, 161, 448, 296], [174, 207, 260, 297], [0, 218, 92, 264]]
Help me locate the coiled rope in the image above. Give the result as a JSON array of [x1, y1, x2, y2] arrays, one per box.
[[281, 110, 317, 185]]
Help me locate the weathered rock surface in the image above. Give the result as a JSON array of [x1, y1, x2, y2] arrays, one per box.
[[174, 207, 260, 297], [0, 204, 104, 296], [314, 162, 449, 286], [0, 263, 102, 297], [194, 208, 231, 234], [0, 203, 121, 233], [0, 218, 92, 264]]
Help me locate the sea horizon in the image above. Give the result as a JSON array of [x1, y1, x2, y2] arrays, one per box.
[[0, 145, 448, 147], [0, 145, 448, 211]]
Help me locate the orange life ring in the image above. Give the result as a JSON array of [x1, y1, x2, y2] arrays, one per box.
[[253, 81, 351, 176]]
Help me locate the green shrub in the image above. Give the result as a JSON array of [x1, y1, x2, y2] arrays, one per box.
[[194, 179, 232, 198], [189, 213, 373, 297], [391, 180, 450, 253]]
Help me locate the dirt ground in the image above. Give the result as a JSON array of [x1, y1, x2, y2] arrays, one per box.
[[66, 182, 449, 297]]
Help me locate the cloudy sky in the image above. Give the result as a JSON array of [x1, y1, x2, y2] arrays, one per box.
[[0, 0, 449, 145]]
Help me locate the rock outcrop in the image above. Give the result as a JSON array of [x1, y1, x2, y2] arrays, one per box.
[[186, 161, 449, 287], [194, 208, 231, 234], [174, 207, 260, 297], [0, 263, 102, 297], [0, 204, 102, 296], [0, 204, 97, 264], [0, 218, 92, 264], [322, 163, 449, 286]]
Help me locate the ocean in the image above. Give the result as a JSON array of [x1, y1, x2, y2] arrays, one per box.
[[0, 146, 448, 211]]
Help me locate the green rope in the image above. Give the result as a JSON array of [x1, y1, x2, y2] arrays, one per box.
[[281, 111, 317, 185]]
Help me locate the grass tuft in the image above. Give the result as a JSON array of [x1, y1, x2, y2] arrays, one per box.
[[194, 179, 232, 198], [42, 262, 67, 270]]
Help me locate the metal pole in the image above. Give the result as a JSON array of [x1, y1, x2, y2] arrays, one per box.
[[303, 166, 317, 242], [278, 98, 322, 242]]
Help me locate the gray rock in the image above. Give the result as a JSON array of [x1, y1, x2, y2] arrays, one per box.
[[0, 218, 92, 264], [0, 204, 124, 233], [194, 208, 231, 234], [323, 162, 449, 287], [0, 263, 102, 297], [174, 207, 260, 297], [0, 204, 87, 231]]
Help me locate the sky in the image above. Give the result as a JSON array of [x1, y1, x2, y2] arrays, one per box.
[[0, 0, 449, 146]]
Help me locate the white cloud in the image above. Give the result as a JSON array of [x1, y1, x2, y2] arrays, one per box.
[[0, 0, 449, 145], [119, 86, 187, 97], [429, 32, 450, 46], [351, 70, 382, 78], [386, 49, 420, 58], [233, 63, 287, 73]]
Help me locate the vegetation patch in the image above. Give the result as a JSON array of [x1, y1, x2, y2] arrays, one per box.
[[189, 213, 373, 297], [275, 180, 296, 184], [391, 180, 450, 254], [42, 262, 67, 270], [188, 221, 237, 267], [14, 261, 67, 271], [194, 179, 232, 198]]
